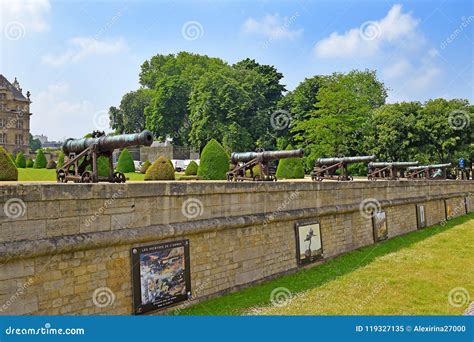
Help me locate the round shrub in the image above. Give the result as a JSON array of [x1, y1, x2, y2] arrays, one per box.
[[140, 160, 151, 174], [84, 156, 110, 177], [33, 149, 47, 168], [57, 151, 65, 168], [46, 159, 57, 169], [197, 139, 229, 180], [185, 160, 198, 176], [15, 152, 26, 168], [0, 147, 18, 181], [275, 145, 305, 179], [26, 158, 34, 168], [116, 148, 135, 173], [145, 156, 175, 180]]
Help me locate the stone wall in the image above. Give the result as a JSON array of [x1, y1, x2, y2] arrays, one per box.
[[0, 180, 472, 315]]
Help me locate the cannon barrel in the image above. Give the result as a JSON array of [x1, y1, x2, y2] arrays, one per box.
[[407, 163, 451, 171], [63, 130, 154, 155], [369, 161, 419, 168], [231, 149, 304, 164], [316, 155, 375, 165]]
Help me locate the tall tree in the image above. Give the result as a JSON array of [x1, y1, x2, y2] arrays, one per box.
[[109, 89, 154, 133]]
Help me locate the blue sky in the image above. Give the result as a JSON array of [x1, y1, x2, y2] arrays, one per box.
[[1, 0, 472, 140]]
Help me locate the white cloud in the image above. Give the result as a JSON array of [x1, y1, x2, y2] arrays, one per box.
[[314, 4, 419, 58], [0, 0, 51, 33], [383, 59, 412, 79], [42, 37, 127, 67], [242, 13, 303, 40]]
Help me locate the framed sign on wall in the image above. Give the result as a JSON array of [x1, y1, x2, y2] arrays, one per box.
[[465, 197, 470, 214], [444, 199, 453, 220], [295, 221, 323, 265], [372, 211, 388, 242], [131, 240, 191, 315], [416, 204, 426, 229]]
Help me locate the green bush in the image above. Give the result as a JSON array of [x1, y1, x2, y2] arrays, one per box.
[[197, 139, 229, 180], [57, 151, 65, 168], [116, 148, 135, 173], [0, 147, 18, 181], [275, 145, 305, 179], [33, 150, 47, 168], [145, 156, 175, 180], [15, 152, 26, 168], [185, 160, 199, 175], [140, 160, 151, 174], [83, 156, 110, 177], [46, 159, 57, 169], [26, 158, 34, 168]]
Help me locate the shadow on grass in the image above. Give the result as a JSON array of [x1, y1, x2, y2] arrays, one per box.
[[176, 212, 474, 315]]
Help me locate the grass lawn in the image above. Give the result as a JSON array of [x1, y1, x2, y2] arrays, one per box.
[[177, 213, 474, 315]]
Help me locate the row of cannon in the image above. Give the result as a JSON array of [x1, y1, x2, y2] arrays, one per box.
[[55, 130, 471, 183]]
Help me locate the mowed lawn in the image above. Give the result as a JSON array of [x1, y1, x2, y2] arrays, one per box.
[[178, 213, 474, 315]]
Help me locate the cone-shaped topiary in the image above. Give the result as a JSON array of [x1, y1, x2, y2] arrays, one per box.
[[116, 148, 135, 173], [140, 160, 151, 174], [15, 152, 26, 168], [46, 159, 57, 169], [197, 139, 229, 180], [275, 144, 305, 179], [26, 158, 34, 168], [145, 156, 175, 180], [57, 151, 65, 168], [33, 149, 47, 168], [84, 156, 110, 177], [185, 160, 199, 176], [0, 147, 18, 181]]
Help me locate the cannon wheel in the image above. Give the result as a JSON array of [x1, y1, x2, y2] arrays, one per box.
[[81, 171, 92, 183], [114, 172, 126, 183], [57, 169, 67, 183]]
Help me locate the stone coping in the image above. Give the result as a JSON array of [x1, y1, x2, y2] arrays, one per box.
[[0, 191, 469, 262]]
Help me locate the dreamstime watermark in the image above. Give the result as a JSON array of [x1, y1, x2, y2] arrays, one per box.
[[92, 287, 115, 308], [440, 202, 464, 226], [440, 16, 474, 50], [4, 21, 26, 41], [260, 12, 300, 49], [84, 189, 123, 227], [359, 198, 381, 219], [448, 110, 470, 130], [181, 21, 204, 41], [0, 278, 34, 313], [2, 111, 25, 134], [448, 287, 470, 308], [3, 198, 27, 219], [94, 5, 128, 41], [351, 278, 389, 314], [173, 278, 210, 314], [181, 198, 204, 219], [92, 109, 109, 130], [359, 21, 381, 41], [270, 109, 292, 131], [270, 287, 292, 307], [264, 190, 299, 226]]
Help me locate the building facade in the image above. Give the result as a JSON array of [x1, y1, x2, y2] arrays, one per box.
[[0, 75, 31, 155]]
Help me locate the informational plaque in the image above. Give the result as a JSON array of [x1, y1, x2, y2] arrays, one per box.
[[131, 240, 191, 315], [416, 204, 426, 229], [372, 211, 388, 242], [295, 221, 323, 265]]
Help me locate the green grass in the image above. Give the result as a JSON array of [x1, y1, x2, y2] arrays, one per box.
[[176, 212, 474, 315]]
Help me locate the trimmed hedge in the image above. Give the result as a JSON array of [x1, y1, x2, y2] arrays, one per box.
[[116, 148, 135, 173], [57, 151, 65, 168], [185, 160, 199, 176], [26, 158, 34, 168], [197, 139, 229, 180], [46, 159, 57, 169], [0, 147, 18, 181], [33, 150, 47, 168], [140, 160, 151, 174], [275, 144, 305, 179], [15, 152, 26, 168], [145, 156, 175, 180]]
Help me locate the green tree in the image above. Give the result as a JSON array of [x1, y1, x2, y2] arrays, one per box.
[[29, 133, 42, 152], [184, 160, 199, 175], [109, 88, 154, 134], [116, 148, 135, 173], [275, 144, 305, 179], [15, 152, 26, 168], [34, 149, 47, 168], [197, 139, 229, 180], [145, 156, 175, 180], [26, 158, 34, 168], [0, 147, 18, 181], [57, 151, 65, 168]]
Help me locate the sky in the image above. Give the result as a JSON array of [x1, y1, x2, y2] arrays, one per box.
[[1, 0, 473, 141]]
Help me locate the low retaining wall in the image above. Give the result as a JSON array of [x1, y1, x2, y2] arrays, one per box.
[[0, 180, 472, 315]]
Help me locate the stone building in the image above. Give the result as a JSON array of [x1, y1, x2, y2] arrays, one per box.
[[0, 74, 31, 155]]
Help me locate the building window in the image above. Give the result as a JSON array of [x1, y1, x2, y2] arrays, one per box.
[[0, 104, 5, 111], [0, 118, 4, 128], [15, 134, 23, 145], [0, 93, 5, 100], [16, 119, 23, 129], [0, 133, 6, 144]]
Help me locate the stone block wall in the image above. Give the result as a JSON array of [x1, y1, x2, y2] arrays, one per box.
[[0, 180, 472, 315]]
